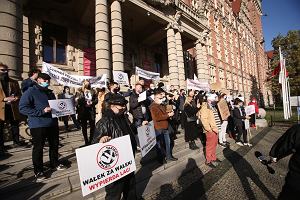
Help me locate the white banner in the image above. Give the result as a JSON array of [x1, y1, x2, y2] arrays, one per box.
[[137, 121, 156, 157], [135, 67, 160, 80], [42, 62, 107, 88], [76, 135, 136, 196], [186, 79, 210, 91], [113, 71, 129, 85], [245, 105, 255, 116], [48, 99, 75, 118]]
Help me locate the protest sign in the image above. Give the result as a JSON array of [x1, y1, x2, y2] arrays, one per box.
[[76, 135, 136, 196], [186, 79, 210, 91], [113, 71, 129, 85], [245, 105, 255, 116], [42, 62, 107, 88], [48, 99, 75, 118], [138, 91, 147, 102], [217, 99, 230, 120], [135, 67, 160, 80], [137, 121, 156, 157], [290, 96, 300, 107]]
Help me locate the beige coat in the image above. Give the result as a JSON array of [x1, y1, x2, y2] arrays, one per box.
[[198, 102, 218, 133], [0, 79, 22, 121]]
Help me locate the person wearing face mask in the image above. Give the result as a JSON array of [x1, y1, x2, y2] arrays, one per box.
[[58, 86, 81, 132], [248, 97, 259, 128], [233, 98, 251, 146], [19, 73, 66, 181], [150, 88, 178, 163], [21, 67, 41, 93], [129, 83, 149, 149], [76, 80, 98, 146], [199, 94, 222, 168], [0, 63, 24, 155], [92, 94, 137, 200], [183, 94, 201, 150]]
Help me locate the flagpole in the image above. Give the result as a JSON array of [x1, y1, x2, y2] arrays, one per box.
[[284, 59, 290, 119]]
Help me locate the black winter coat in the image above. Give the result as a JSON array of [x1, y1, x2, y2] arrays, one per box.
[[232, 106, 246, 126], [129, 90, 148, 120], [92, 109, 137, 153], [76, 90, 98, 120], [269, 124, 300, 199], [183, 104, 200, 142]]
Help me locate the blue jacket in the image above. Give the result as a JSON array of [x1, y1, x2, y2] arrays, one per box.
[[21, 78, 37, 93], [19, 85, 58, 128]]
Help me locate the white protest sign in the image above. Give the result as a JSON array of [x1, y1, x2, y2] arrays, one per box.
[[245, 105, 255, 116], [138, 91, 147, 102], [137, 121, 156, 157], [290, 96, 300, 107], [186, 79, 210, 91], [244, 119, 250, 130], [42, 62, 107, 88], [136, 66, 160, 80], [113, 71, 129, 85], [76, 135, 136, 196], [48, 99, 75, 118]]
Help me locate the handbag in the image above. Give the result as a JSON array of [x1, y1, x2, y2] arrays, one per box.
[[184, 111, 197, 122]]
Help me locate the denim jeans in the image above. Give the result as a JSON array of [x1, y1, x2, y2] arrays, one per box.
[[156, 129, 171, 159]]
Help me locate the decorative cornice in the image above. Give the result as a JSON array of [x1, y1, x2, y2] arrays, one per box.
[[166, 11, 183, 32]]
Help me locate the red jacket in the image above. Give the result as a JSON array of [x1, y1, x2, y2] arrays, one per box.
[[248, 99, 259, 114]]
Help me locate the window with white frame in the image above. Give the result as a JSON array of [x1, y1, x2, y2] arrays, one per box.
[[209, 65, 216, 82]]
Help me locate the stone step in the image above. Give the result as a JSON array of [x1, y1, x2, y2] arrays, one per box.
[[0, 133, 189, 181], [0, 133, 202, 200]]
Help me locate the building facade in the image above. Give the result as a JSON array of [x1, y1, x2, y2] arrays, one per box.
[[0, 0, 270, 104]]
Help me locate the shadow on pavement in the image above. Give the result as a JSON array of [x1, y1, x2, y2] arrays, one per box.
[[223, 148, 276, 200]]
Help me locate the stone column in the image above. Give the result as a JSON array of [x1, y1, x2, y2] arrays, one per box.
[[0, 0, 23, 79], [95, 0, 110, 77], [166, 28, 179, 88], [175, 32, 185, 89], [196, 41, 209, 81], [111, 0, 124, 72]]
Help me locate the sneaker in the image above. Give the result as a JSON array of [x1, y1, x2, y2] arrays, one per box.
[[166, 157, 178, 162], [244, 143, 253, 147], [211, 161, 219, 167], [218, 142, 227, 148], [236, 142, 244, 146], [35, 172, 46, 182], [55, 164, 67, 171]]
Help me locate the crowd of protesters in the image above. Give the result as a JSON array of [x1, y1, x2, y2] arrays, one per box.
[[0, 62, 261, 198]]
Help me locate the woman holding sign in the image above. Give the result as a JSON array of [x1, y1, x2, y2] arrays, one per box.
[[92, 94, 137, 200]]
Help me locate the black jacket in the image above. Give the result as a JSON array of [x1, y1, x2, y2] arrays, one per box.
[[269, 124, 300, 199], [92, 109, 137, 153], [129, 90, 148, 120], [76, 90, 98, 120], [232, 106, 246, 126]]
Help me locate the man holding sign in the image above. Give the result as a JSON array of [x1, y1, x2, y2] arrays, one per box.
[[19, 73, 66, 182], [92, 94, 137, 200]]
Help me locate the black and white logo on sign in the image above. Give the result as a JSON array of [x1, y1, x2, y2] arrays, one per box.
[[97, 145, 119, 170], [145, 126, 150, 137], [57, 101, 67, 110], [118, 73, 124, 81]]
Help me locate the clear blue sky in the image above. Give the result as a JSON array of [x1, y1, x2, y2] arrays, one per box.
[[262, 0, 300, 51]]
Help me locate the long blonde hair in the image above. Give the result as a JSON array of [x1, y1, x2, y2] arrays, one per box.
[[184, 96, 193, 107]]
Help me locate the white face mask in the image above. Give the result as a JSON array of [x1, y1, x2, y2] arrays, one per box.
[[161, 97, 166, 102]]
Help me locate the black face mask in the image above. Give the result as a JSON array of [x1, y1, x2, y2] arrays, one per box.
[[0, 72, 8, 80], [113, 88, 120, 93]]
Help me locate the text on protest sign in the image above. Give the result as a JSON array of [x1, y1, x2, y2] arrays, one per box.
[[217, 99, 230, 120], [113, 71, 129, 85], [42, 62, 107, 88], [138, 91, 147, 102], [245, 105, 256, 116], [135, 66, 160, 80], [48, 99, 75, 118], [76, 135, 136, 196], [186, 79, 210, 92], [137, 121, 157, 157]]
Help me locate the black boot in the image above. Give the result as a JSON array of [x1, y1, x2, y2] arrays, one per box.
[[192, 140, 199, 150]]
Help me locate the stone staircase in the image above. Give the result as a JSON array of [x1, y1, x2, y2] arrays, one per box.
[[0, 125, 263, 200]]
